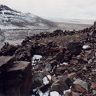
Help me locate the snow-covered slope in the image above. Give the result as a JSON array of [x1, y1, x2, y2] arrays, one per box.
[[0, 5, 56, 29]]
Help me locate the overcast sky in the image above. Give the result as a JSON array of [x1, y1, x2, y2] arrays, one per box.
[[0, 0, 96, 20]]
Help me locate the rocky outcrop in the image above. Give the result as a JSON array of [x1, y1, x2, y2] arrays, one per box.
[[0, 56, 32, 96], [0, 56, 13, 94]]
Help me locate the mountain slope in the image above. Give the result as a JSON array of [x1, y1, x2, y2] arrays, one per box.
[[0, 5, 56, 29]]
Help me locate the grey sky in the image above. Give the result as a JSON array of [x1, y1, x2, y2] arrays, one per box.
[[0, 0, 96, 20]]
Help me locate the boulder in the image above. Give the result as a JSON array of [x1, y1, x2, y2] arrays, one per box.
[[51, 77, 73, 95], [67, 42, 83, 56], [0, 57, 32, 96], [32, 72, 44, 89], [91, 82, 96, 90], [0, 56, 13, 94], [14, 45, 33, 62], [0, 56, 13, 68], [55, 52, 64, 63], [5, 61, 32, 96], [0, 43, 19, 56], [72, 79, 88, 94]]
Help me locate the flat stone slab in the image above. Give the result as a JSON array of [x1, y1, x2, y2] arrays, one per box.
[[0, 56, 13, 67], [8, 61, 31, 71]]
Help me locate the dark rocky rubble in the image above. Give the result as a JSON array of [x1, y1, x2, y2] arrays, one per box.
[[0, 22, 96, 96]]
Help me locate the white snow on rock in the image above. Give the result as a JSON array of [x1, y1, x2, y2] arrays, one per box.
[[50, 91, 61, 96], [47, 75, 51, 81], [82, 45, 90, 50], [43, 75, 51, 85], [63, 62, 68, 65], [60, 62, 68, 66], [32, 55, 42, 60], [38, 90, 49, 96], [32, 55, 42, 64], [43, 76, 49, 85]]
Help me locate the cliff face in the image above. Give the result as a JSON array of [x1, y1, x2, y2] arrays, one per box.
[[0, 56, 32, 96]]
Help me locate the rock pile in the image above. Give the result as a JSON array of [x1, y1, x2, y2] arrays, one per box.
[[31, 22, 96, 96], [0, 22, 96, 96]]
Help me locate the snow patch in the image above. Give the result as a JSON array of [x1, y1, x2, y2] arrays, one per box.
[[43, 75, 51, 85], [32, 55, 42, 64], [50, 91, 61, 96], [43, 76, 49, 85], [82, 45, 90, 50], [60, 62, 68, 66]]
